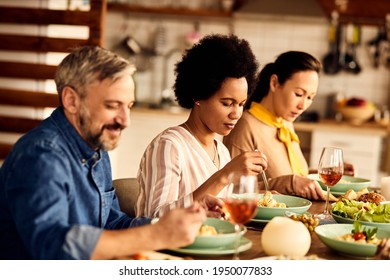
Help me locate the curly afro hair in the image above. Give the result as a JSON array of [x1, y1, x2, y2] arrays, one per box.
[[174, 34, 259, 109]]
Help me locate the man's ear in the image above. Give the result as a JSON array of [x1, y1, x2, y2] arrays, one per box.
[[62, 86, 80, 114]]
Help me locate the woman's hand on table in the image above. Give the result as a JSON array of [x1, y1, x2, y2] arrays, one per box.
[[309, 162, 356, 177], [291, 175, 326, 200], [343, 162, 356, 176]]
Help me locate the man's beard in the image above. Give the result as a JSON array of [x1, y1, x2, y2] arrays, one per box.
[[78, 105, 124, 151]]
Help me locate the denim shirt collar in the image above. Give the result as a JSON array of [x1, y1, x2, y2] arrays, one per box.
[[51, 107, 102, 167]]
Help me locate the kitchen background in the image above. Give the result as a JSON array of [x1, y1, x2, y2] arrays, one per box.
[[0, 0, 389, 184], [104, 0, 390, 117], [103, 0, 390, 184]]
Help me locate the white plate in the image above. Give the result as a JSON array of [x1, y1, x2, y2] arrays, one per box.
[[168, 237, 252, 256]]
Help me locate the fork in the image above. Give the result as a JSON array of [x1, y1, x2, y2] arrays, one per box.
[[261, 170, 269, 192], [255, 149, 269, 192]]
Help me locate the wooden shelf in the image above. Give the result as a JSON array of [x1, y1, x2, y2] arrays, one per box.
[[318, 0, 390, 26], [107, 3, 233, 19]]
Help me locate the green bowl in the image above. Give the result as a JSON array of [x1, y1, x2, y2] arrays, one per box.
[[332, 212, 390, 230], [183, 218, 246, 249], [315, 223, 390, 258], [308, 174, 371, 193], [254, 194, 312, 220]]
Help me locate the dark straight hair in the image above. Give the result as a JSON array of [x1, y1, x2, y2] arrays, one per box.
[[245, 51, 322, 109]]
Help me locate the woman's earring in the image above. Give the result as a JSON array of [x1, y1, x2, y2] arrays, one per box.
[[195, 101, 200, 106]]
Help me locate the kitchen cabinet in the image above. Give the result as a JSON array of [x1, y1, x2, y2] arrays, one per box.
[[295, 120, 390, 186], [109, 108, 189, 179], [310, 130, 383, 185]]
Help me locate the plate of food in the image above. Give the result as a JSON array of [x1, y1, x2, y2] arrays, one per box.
[[315, 222, 390, 258], [181, 218, 246, 249], [308, 174, 371, 194], [169, 237, 252, 256], [331, 195, 390, 230], [253, 192, 312, 221]]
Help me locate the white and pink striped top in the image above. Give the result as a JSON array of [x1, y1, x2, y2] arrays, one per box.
[[135, 126, 231, 218]]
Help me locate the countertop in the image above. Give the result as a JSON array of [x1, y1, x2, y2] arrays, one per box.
[[131, 107, 389, 137], [295, 119, 389, 137], [131, 104, 190, 116]]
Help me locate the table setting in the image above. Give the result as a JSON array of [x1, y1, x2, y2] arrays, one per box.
[[123, 146, 390, 261], [164, 170, 389, 260]]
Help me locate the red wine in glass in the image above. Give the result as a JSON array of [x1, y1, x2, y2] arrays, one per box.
[[316, 147, 344, 221], [223, 199, 258, 225], [319, 168, 343, 186], [225, 174, 259, 259]]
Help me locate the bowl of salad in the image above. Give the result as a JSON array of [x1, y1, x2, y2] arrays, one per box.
[[315, 222, 390, 258], [331, 199, 390, 230]]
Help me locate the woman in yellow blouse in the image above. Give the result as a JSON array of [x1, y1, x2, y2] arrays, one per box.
[[224, 51, 354, 200]]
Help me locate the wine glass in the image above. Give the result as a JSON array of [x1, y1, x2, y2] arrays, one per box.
[[224, 174, 259, 260], [316, 147, 344, 221]]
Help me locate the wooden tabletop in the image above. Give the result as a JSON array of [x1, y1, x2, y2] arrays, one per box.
[[166, 200, 347, 260]]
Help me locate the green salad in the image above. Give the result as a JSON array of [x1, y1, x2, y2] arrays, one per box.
[[332, 199, 390, 223]]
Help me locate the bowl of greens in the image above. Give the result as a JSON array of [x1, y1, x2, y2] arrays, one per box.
[[331, 199, 390, 230]]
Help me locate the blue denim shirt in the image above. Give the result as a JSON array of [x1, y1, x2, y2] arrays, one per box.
[[0, 108, 151, 259]]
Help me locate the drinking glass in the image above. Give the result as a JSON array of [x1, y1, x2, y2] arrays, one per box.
[[224, 174, 259, 260], [315, 147, 344, 220]]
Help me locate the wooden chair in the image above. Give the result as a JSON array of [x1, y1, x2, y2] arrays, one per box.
[[0, 0, 107, 161], [112, 178, 139, 217]]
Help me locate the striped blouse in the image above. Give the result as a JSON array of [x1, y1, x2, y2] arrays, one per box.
[[135, 126, 231, 218]]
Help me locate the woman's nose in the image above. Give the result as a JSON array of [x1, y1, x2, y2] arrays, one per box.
[[298, 98, 309, 110], [230, 105, 243, 119]]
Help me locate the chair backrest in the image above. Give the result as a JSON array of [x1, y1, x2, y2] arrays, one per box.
[[112, 178, 139, 217]]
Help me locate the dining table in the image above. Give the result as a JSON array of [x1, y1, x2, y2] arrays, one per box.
[[163, 200, 348, 260]]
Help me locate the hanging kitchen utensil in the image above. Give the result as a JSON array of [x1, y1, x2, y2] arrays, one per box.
[[114, 35, 157, 72], [367, 26, 387, 68], [323, 11, 341, 74], [122, 36, 155, 56], [343, 23, 361, 74], [385, 14, 390, 68]]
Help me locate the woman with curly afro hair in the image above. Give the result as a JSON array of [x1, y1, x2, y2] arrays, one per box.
[[135, 34, 268, 218]]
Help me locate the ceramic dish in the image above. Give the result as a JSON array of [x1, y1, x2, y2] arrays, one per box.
[[182, 218, 246, 249], [170, 237, 252, 256], [308, 174, 371, 193], [315, 223, 390, 258], [330, 191, 349, 197], [252, 255, 324, 260], [254, 194, 312, 220], [331, 213, 390, 230], [250, 218, 270, 224]]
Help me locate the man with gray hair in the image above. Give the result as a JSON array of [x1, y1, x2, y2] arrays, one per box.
[[0, 46, 211, 259]]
